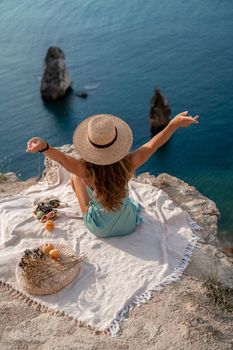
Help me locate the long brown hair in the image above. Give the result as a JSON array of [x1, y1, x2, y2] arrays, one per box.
[[81, 154, 133, 211]]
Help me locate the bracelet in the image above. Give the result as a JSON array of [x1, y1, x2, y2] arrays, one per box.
[[38, 142, 50, 153]]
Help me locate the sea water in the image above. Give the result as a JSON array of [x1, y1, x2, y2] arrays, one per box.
[[0, 0, 232, 241]]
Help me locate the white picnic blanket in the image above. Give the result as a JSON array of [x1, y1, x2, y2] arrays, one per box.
[[0, 165, 201, 335]]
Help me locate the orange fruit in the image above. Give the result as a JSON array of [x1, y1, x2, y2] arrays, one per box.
[[49, 249, 61, 260], [45, 220, 54, 231], [41, 243, 54, 255]]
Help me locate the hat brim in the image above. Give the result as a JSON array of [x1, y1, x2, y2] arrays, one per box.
[[73, 114, 133, 165]]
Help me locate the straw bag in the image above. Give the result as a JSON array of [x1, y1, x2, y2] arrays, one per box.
[[16, 243, 86, 295]]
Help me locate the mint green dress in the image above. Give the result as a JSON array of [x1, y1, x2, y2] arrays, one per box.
[[83, 187, 143, 238]]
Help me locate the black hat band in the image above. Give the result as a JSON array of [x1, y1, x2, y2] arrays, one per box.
[[88, 127, 118, 149]]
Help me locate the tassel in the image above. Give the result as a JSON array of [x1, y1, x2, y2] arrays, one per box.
[[108, 231, 200, 337]]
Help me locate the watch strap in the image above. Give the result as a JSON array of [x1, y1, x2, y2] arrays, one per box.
[[38, 142, 50, 153]]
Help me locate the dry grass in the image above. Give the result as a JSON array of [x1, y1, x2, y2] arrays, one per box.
[[203, 276, 233, 313], [0, 173, 7, 182]]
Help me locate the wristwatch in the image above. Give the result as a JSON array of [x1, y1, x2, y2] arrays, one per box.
[[38, 142, 50, 153]]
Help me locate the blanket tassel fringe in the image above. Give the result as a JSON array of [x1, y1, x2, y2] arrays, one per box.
[[108, 225, 202, 337], [0, 279, 108, 336]]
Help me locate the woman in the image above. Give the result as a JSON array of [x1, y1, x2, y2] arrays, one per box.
[[27, 111, 199, 238]]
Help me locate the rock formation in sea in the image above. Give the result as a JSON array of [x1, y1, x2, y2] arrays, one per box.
[[76, 91, 88, 99], [149, 88, 171, 134], [40, 47, 72, 101]]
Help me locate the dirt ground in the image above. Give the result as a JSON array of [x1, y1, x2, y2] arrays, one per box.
[[1, 276, 233, 350]]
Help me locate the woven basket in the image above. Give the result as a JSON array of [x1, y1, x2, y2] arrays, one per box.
[[16, 243, 83, 296]]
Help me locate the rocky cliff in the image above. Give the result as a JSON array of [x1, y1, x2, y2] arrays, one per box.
[[0, 146, 232, 349]]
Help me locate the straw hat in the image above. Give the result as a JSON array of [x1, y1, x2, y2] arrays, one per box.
[[73, 114, 133, 165]]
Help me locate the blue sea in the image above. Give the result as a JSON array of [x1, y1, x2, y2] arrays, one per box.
[[0, 0, 232, 242]]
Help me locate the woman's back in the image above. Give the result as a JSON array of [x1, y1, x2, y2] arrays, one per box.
[[80, 154, 133, 212], [78, 154, 144, 238], [83, 182, 143, 238]]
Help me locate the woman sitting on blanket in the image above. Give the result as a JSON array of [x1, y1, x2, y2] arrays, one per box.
[[26, 112, 199, 238]]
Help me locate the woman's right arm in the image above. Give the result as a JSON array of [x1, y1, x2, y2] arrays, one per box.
[[26, 137, 85, 177], [130, 111, 199, 171]]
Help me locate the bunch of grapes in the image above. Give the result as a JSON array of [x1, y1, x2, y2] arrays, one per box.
[[33, 199, 60, 216]]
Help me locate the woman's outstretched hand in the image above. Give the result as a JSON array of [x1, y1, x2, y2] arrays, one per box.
[[26, 137, 47, 153], [170, 111, 199, 128]]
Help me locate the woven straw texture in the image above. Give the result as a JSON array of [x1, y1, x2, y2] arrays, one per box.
[[16, 243, 81, 296]]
